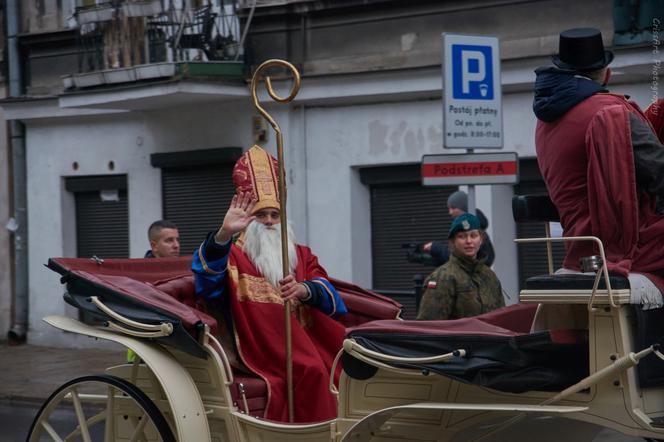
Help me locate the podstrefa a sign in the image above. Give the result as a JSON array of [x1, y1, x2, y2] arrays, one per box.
[[422, 152, 518, 186], [442, 34, 503, 149]]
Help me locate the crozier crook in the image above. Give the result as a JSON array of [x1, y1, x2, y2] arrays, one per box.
[[250, 59, 301, 423]]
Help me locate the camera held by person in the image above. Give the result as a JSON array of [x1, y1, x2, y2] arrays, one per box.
[[402, 243, 436, 267]]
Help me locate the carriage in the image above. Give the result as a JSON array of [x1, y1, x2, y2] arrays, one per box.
[[25, 192, 664, 442], [26, 59, 664, 441]]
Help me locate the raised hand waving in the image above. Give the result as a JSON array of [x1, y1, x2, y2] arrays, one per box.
[[214, 191, 257, 243]]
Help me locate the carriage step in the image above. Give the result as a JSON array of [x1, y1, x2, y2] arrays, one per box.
[[651, 416, 664, 428]]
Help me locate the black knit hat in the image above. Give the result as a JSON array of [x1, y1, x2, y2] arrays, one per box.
[[552, 28, 614, 71]]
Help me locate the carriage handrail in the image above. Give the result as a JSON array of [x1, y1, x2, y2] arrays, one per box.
[[105, 321, 174, 338], [344, 347, 435, 377], [514, 235, 616, 309], [206, 332, 234, 386], [89, 296, 174, 336], [343, 339, 466, 364], [340, 339, 466, 382]]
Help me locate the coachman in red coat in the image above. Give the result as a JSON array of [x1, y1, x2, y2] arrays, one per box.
[[534, 28, 664, 292]]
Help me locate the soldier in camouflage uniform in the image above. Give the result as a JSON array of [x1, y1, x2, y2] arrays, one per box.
[[417, 213, 504, 320]]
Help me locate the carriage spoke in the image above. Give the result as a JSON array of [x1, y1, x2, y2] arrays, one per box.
[[29, 375, 174, 442], [104, 385, 116, 442], [70, 386, 93, 442], [40, 421, 65, 442], [128, 412, 149, 442]]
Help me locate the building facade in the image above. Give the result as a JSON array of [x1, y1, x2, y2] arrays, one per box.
[[0, 0, 660, 346]]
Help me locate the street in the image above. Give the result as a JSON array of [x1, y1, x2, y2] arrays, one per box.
[[0, 401, 36, 441], [1, 398, 647, 442]]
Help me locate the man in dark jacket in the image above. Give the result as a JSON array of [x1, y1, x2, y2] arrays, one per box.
[[534, 27, 664, 291], [144, 220, 180, 258], [423, 191, 495, 266]]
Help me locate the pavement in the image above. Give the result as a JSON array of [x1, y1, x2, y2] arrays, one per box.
[[0, 342, 125, 404]]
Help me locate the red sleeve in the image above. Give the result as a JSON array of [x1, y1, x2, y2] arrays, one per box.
[[295, 245, 329, 280], [585, 104, 638, 274]]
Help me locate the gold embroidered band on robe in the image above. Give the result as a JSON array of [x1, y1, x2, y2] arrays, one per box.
[[227, 258, 315, 328], [229, 265, 283, 304]]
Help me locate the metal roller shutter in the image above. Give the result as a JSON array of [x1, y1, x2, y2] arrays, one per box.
[[66, 175, 129, 259], [371, 184, 456, 292], [75, 190, 129, 258], [162, 165, 235, 256], [514, 159, 566, 288], [361, 164, 457, 319]]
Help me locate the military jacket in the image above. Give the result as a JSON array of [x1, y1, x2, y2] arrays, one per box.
[[416, 250, 504, 320]]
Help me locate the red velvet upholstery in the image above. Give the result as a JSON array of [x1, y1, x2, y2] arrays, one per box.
[[49, 256, 192, 284], [349, 304, 540, 337], [153, 274, 200, 310], [549, 329, 589, 345], [229, 373, 268, 418], [329, 278, 402, 326], [474, 303, 538, 334]]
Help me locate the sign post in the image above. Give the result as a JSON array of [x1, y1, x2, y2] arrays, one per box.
[[441, 34, 504, 213]]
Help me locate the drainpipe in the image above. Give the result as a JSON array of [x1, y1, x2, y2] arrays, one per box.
[[6, 0, 28, 344], [234, 0, 257, 61]]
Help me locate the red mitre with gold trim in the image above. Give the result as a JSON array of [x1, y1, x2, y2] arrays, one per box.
[[232, 145, 280, 214]]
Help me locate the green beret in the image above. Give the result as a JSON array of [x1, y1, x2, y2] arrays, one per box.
[[448, 213, 481, 238]]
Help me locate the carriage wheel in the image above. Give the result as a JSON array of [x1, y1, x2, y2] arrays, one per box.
[[27, 374, 175, 442]]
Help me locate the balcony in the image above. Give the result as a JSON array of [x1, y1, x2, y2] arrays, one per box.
[[63, 1, 246, 91]]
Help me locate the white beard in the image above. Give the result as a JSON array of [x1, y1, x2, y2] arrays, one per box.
[[243, 221, 298, 288]]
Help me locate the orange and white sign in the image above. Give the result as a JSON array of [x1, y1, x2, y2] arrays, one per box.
[[422, 152, 519, 186]]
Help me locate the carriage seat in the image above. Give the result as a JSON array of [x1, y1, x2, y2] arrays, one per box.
[[512, 194, 632, 298], [153, 274, 200, 309], [512, 195, 664, 388], [153, 274, 269, 417], [525, 273, 630, 291], [344, 303, 589, 393], [153, 273, 401, 420], [229, 374, 268, 418]]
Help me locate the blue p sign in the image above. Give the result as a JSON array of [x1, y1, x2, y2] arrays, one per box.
[[451, 44, 493, 100]]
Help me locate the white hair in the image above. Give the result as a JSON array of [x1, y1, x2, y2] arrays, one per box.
[[243, 221, 298, 288]]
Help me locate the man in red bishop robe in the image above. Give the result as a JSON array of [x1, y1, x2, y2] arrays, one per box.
[[192, 145, 347, 423]]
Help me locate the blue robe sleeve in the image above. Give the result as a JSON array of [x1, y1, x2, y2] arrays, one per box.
[[191, 232, 232, 301], [301, 278, 348, 319]]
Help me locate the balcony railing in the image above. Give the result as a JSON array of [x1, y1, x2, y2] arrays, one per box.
[[74, 1, 243, 74]]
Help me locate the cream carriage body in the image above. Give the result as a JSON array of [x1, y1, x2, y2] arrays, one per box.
[[27, 194, 664, 442], [27, 60, 664, 442]]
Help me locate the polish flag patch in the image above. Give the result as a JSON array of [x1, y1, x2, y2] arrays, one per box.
[[427, 281, 437, 289]]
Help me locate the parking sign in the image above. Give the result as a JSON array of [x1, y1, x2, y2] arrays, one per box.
[[443, 34, 503, 149]]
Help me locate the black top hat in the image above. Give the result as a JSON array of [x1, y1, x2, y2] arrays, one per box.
[[552, 28, 614, 71]]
